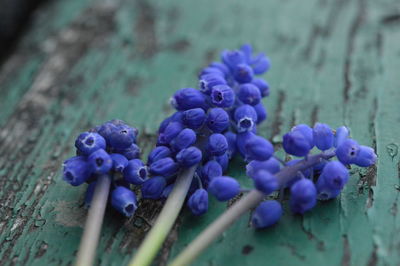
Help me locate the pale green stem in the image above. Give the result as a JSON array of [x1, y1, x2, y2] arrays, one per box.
[[129, 166, 197, 266], [76, 174, 111, 266], [169, 151, 335, 266]]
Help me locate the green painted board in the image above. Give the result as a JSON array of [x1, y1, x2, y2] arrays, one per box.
[[0, 0, 399, 265]]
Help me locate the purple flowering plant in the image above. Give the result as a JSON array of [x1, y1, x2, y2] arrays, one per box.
[[62, 45, 376, 266]]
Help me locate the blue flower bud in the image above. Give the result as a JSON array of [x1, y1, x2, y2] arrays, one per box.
[[201, 160, 223, 183], [253, 170, 278, 194], [149, 157, 179, 177], [334, 126, 350, 147], [84, 182, 96, 208], [236, 131, 253, 157], [224, 131, 237, 159], [354, 145, 377, 167], [114, 143, 141, 160], [336, 139, 360, 164], [171, 88, 207, 111], [148, 146, 172, 164], [108, 124, 137, 149], [246, 158, 281, 178], [176, 146, 202, 167], [111, 186, 138, 217], [210, 85, 235, 108], [96, 121, 136, 147], [182, 108, 206, 130], [209, 61, 229, 76], [63, 156, 92, 186], [208, 176, 240, 201], [88, 149, 113, 174], [316, 177, 341, 200], [240, 43, 253, 62], [233, 64, 254, 83], [123, 159, 147, 185], [199, 74, 227, 95], [251, 200, 282, 229], [170, 111, 184, 123], [234, 104, 257, 132], [171, 128, 197, 151], [207, 133, 228, 156], [199, 67, 225, 78], [141, 176, 167, 199], [75, 132, 106, 156], [158, 122, 184, 145], [253, 103, 267, 124], [313, 123, 334, 151], [250, 53, 271, 74], [244, 135, 274, 161], [283, 130, 312, 157], [292, 124, 314, 147], [238, 83, 261, 106], [319, 161, 349, 190], [159, 116, 172, 133], [206, 108, 229, 133], [221, 50, 246, 69], [252, 78, 270, 97], [290, 179, 317, 214], [214, 153, 229, 172], [187, 188, 209, 215], [110, 153, 128, 172]]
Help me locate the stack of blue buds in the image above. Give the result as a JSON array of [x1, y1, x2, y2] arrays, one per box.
[[139, 44, 272, 216], [248, 124, 377, 228], [62, 119, 142, 216], [62, 45, 377, 228]]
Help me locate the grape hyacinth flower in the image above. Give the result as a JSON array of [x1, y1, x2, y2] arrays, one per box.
[[130, 44, 274, 266], [134, 44, 273, 216], [63, 119, 142, 217], [63, 120, 142, 266], [171, 123, 377, 266]]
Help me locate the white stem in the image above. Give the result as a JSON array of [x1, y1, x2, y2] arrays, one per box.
[[75, 174, 111, 266], [129, 166, 197, 266], [170, 190, 264, 266], [169, 151, 335, 266]]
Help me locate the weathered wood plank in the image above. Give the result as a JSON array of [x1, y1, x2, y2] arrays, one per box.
[[0, 0, 399, 265]]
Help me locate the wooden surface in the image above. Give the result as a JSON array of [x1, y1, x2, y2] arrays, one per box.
[[0, 0, 399, 265]]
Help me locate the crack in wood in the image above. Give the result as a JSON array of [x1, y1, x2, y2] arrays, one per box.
[[310, 105, 319, 126], [303, 0, 347, 60], [343, 0, 367, 103], [380, 13, 400, 25], [271, 90, 286, 142], [134, 0, 158, 58], [367, 244, 378, 266], [341, 235, 351, 266]]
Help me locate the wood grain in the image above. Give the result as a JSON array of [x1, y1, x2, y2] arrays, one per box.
[[0, 0, 399, 265]]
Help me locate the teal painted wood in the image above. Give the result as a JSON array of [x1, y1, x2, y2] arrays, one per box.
[[0, 0, 399, 265]]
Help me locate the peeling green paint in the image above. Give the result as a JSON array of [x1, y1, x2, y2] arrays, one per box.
[[0, 0, 399, 265]]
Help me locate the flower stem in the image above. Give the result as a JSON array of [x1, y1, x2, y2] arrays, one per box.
[[169, 151, 335, 266], [129, 166, 197, 266], [76, 174, 111, 266]]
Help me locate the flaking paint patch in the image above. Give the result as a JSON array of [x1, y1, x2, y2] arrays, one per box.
[[11, 218, 24, 232], [54, 200, 86, 228]]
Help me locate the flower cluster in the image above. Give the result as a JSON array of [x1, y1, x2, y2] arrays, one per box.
[[62, 119, 142, 216], [139, 44, 272, 215], [247, 123, 377, 229]]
